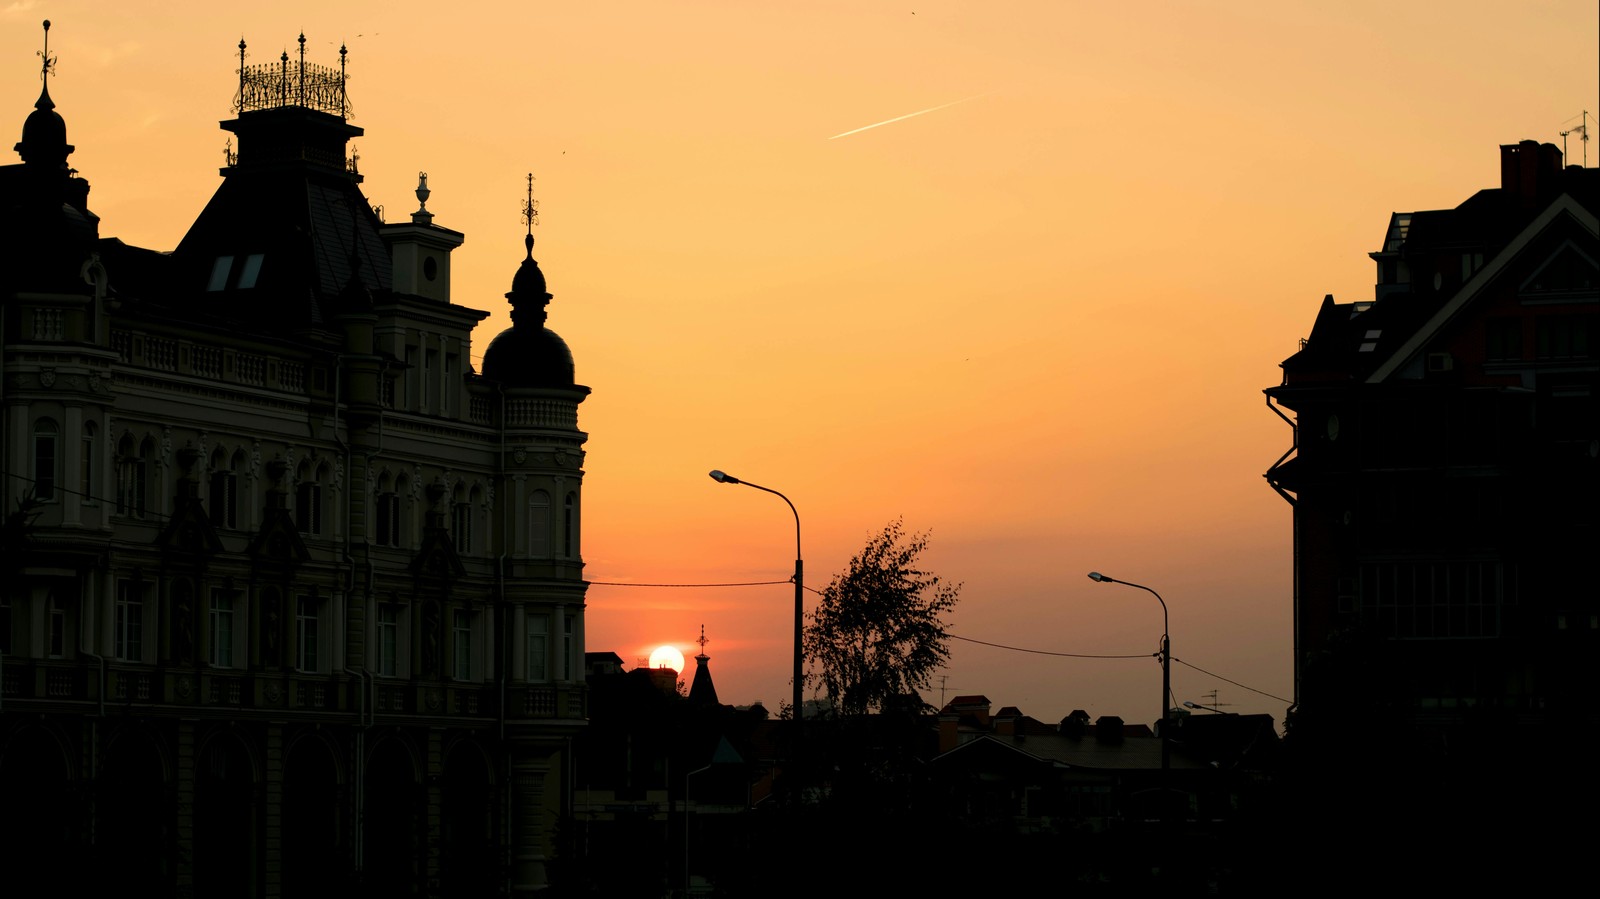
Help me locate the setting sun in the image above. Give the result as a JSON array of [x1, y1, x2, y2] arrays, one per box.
[[648, 645, 686, 674]]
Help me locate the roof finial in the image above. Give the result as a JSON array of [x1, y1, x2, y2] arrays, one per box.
[[697, 624, 709, 655], [339, 43, 349, 118], [412, 172, 433, 225], [521, 172, 539, 258], [38, 20, 55, 85]]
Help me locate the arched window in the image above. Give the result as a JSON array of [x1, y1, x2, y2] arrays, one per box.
[[529, 490, 551, 557], [32, 419, 59, 501]]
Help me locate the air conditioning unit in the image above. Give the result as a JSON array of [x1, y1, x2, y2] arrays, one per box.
[[1427, 352, 1454, 372]]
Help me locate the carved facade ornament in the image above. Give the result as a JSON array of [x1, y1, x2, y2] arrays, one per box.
[[40, 368, 56, 388]]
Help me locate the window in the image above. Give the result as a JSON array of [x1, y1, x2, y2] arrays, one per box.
[[237, 253, 264, 289], [377, 604, 399, 677], [1359, 560, 1509, 639], [117, 435, 148, 518], [1536, 316, 1593, 360], [296, 596, 321, 672], [48, 594, 65, 658], [115, 580, 144, 662], [209, 451, 238, 529], [1486, 318, 1522, 362], [376, 492, 400, 547], [563, 614, 575, 681], [529, 490, 551, 557], [80, 423, 96, 503], [527, 616, 548, 682], [452, 496, 472, 555], [207, 256, 233, 291], [33, 419, 58, 501], [210, 589, 236, 667], [297, 480, 323, 536], [453, 610, 473, 681], [563, 493, 577, 558]]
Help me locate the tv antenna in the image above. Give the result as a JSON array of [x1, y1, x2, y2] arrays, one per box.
[[1559, 110, 1592, 167]]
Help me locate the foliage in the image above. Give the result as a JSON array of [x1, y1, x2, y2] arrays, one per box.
[[804, 519, 959, 716]]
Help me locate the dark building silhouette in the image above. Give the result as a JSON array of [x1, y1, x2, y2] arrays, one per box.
[[571, 649, 771, 896], [1267, 140, 1596, 732], [1264, 140, 1597, 883], [1, 27, 590, 895]]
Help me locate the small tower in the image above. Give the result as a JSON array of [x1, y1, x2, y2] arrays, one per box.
[[481, 175, 591, 893], [381, 171, 466, 302], [688, 625, 720, 706]]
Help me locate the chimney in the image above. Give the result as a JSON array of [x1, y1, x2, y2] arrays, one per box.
[[1500, 140, 1565, 209], [1094, 715, 1125, 744]]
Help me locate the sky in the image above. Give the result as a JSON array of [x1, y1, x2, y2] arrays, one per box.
[[5, 1, 1596, 725]]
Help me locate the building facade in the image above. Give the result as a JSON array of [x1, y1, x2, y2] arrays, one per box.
[[1, 30, 590, 896], [1265, 141, 1597, 749]]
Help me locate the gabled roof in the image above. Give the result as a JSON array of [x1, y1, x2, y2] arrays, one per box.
[[1368, 193, 1599, 383]]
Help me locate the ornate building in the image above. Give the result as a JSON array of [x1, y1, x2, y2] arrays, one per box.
[[1, 26, 591, 896]]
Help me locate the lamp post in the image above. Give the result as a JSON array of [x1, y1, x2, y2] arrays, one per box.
[[708, 471, 803, 726], [1087, 571, 1170, 773]]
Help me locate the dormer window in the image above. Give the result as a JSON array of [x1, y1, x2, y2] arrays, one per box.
[[207, 253, 265, 290], [207, 256, 233, 291], [238, 253, 265, 288]]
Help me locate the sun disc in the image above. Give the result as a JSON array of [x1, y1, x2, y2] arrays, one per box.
[[648, 645, 685, 673]]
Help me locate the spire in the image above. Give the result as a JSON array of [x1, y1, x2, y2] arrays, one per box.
[[688, 625, 720, 706], [16, 19, 73, 168], [36, 18, 55, 103], [506, 172, 551, 326]]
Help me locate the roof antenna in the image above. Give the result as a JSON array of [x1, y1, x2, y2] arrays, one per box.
[[1568, 109, 1593, 167]]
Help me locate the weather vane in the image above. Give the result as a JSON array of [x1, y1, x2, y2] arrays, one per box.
[[521, 172, 540, 234], [38, 20, 56, 83]]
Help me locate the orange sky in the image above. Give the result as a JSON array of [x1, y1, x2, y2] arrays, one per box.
[[6, 1, 1596, 725]]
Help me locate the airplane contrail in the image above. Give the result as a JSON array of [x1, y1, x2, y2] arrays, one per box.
[[827, 92, 993, 140]]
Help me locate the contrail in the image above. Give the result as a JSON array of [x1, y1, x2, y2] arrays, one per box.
[[827, 92, 992, 140]]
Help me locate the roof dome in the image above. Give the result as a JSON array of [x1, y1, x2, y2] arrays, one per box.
[[481, 232, 580, 389], [482, 325, 575, 388], [16, 83, 73, 168]]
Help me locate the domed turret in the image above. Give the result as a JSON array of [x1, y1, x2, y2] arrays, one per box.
[[481, 176, 582, 389], [15, 22, 73, 171]]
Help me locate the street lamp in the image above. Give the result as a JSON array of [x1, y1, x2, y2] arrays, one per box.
[[708, 470, 803, 726], [1087, 571, 1170, 773]]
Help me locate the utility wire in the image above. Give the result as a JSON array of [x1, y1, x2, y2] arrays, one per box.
[[948, 632, 1149, 660], [1173, 657, 1292, 705], [588, 579, 792, 588]]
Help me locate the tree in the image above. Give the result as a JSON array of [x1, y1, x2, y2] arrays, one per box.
[[804, 519, 960, 716]]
